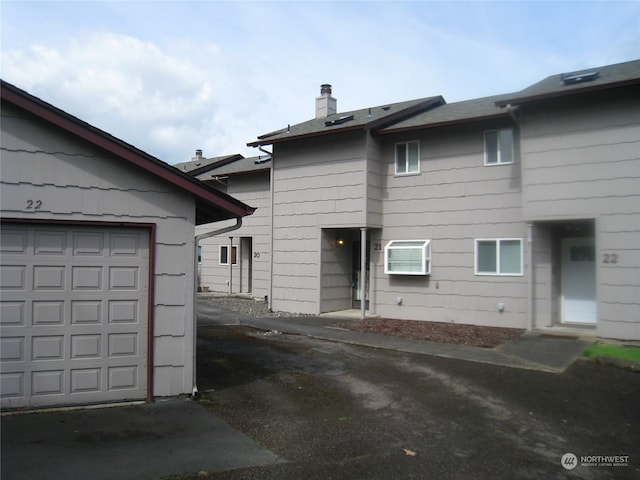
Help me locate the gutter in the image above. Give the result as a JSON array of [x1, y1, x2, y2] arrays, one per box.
[[191, 217, 243, 396]]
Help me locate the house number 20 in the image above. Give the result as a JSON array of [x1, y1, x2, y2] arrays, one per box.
[[602, 253, 618, 264], [26, 199, 43, 210]]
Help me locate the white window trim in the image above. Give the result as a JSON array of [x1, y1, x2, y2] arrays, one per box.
[[474, 238, 523, 276], [484, 128, 515, 166], [394, 140, 420, 175], [219, 244, 238, 266], [384, 239, 431, 275]]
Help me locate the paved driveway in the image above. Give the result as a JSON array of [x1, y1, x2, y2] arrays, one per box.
[[194, 323, 639, 480]]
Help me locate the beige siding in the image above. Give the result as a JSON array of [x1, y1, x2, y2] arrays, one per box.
[[376, 124, 528, 328], [1, 104, 197, 397], [271, 133, 368, 314], [521, 94, 640, 340], [197, 172, 270, 299]]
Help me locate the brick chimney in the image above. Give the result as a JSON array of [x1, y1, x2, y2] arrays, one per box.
[[315, 84, 337, 119]]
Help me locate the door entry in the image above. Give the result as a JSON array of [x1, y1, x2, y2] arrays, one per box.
[[561, 237, 596, 324], [352, 241, 369, 309]]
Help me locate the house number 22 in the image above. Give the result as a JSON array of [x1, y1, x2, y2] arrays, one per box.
[[26, 199, 43, 210], [602, 253, 618, 264]]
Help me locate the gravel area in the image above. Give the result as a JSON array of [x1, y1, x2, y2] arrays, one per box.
[[200, 294, 524, 348]]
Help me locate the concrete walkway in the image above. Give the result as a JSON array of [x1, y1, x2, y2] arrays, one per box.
[[224, 314, 594, 374]]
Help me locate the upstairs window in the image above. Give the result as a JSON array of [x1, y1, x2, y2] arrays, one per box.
[[484, 129, 514, 165], [384, 240, 431, 275], [219, 245, 238, 266], [475, 239, 522, 275], [395, 141, 420, 174]]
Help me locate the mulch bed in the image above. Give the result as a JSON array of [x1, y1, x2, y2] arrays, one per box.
[[336, 318, 525, 348]]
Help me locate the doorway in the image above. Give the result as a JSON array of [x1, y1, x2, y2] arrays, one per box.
[[240, 237, 253, 293], [351, 241, 369, 309], [561, 237, 596, 324]]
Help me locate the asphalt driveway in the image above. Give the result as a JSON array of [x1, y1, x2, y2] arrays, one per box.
[[2, 311, 638, 480]]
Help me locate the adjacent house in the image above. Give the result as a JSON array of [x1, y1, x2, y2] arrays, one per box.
[[0, 80, 255, 409], [175, 151, 272, 299], [234, 60, 638, 340]]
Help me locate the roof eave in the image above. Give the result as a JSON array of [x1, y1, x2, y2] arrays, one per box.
[[495, 78, 640, 107], [1, 80, 255, 222]]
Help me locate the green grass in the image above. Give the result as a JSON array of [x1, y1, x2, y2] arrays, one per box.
[[582, 343, 640, 362]]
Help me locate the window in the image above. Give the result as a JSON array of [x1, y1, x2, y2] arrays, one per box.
[[475, 239, 522, 275], [197, 245, 202, 264], [484, 129, 514, 165], [219, 245, 238, 266], [395, 141, 420, 174], [384, 240, 431, 275]]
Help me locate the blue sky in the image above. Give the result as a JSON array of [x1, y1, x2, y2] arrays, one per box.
[[2, 1, 638, 164]]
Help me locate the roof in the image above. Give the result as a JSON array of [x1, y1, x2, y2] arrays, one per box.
[[1, 80, 255, 225], [174, 154, 243, 175], [193, 156, 271, 180], [378, 93, 514, 135], [248, 96, 444, 147], [495, 59, 640, 107]]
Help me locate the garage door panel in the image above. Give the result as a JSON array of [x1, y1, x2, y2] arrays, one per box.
[[109, 267, 139, 290], [0, 230, 28, 253], [72, 266, 103, 290], [0, 265, 26, 290], [109, 300, 139, 324], [1, 302, 25, 326], [71, 334, 101, 359], [108, 366, 138, 390], [110, 233, 141, 256], [33, 265, 65, 290], [1, 372, 24, 397], [32, 370, 65, 396], [71, 301, 102, 325], [73, 232, 104, 256], [1, 337, 24, 361], [71, 368, 101, 393], [33, 301, 65, 325], [32, 335, 65, 360], [34, 231, 66, 255], [0, 224, 148, 409]]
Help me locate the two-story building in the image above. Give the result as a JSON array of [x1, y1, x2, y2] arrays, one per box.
[[197, 60, 640, 341]]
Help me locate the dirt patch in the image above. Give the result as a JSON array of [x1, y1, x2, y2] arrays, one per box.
[[336, 318, 524, 348]]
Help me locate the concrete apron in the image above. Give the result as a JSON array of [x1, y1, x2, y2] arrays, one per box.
[[1, 398, 281, 480]]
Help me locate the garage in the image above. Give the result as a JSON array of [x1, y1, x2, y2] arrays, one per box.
[[0, 224, 150, 409], [1, 80, 255, 409]]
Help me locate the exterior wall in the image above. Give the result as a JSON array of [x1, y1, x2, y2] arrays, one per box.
[[1, 104, 197, 397], [196, 171, 271, 299], [520, 92, 640, 339], [376, 122, 528, 328], [271, 132, 368, 314]]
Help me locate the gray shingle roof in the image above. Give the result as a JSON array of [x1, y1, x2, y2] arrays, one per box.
[[495, 59, 640, 106], [248, 96, 444, 147], [174, 154, 243, 174], [193, 156, 271, 180], [379, 93, 513, 134]]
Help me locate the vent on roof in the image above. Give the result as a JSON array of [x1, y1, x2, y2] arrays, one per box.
[[324, 114, 354, 127], [254, 156, 271, 164], [561, 71, 599, 86]]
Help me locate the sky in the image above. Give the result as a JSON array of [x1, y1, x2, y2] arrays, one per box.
[[1, 1, 638, 165]]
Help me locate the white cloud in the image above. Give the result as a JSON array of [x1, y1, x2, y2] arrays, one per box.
[[1, 1, 638, 165]]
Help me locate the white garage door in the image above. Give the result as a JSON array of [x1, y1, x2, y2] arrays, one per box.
[[0, 224, 149, 409]]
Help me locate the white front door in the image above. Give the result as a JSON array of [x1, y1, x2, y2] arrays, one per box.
[[561, 237, 597, 324]]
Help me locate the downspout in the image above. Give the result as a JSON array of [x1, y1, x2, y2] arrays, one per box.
[[527, 222, 534, 332], [192, 217, 243, 396], [360, 227, 367, 319]]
